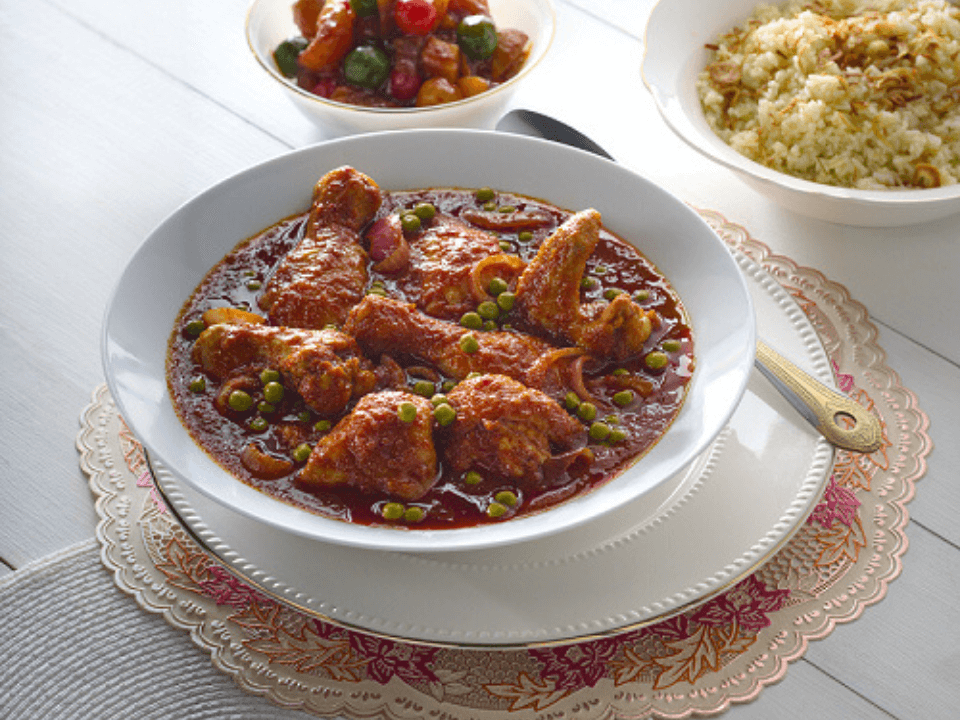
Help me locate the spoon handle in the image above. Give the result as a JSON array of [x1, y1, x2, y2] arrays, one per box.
[[754, 339, 882, 453]]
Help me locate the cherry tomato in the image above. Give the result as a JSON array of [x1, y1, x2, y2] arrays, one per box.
[[389, 69, 422, 101], [312, 77, 337, 97], [395, 0, 438, 36]]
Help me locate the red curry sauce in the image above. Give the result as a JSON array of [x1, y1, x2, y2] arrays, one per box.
[[167, 187, 694, 530]]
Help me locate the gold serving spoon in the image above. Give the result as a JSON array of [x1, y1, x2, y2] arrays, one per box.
[[497, 109, 882, 454]]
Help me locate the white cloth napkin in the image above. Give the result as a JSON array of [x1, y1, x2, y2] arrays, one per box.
[[0, 539, 333, 720]]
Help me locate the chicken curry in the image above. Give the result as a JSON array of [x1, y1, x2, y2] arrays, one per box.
[[167, 167, 694, 529]]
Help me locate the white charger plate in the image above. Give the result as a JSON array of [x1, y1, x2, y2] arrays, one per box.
[[151, 249, 833, 647]]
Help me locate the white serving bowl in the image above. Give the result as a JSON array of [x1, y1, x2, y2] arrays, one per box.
[[246, 0, 555, 136], [102, 129, 755, 553], [642, 0, 960, 226]]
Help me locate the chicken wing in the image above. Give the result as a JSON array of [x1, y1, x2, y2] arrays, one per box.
[[515, 209, 658, 360], [443, 374, 590, 486], [192, 323, 376, 416], [259, 166, 381, 329], [342, 294, 556, 386], [298, 390, 438, 501]]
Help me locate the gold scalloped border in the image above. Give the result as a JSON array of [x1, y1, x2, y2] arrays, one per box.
[[79, 211, 932, 719]]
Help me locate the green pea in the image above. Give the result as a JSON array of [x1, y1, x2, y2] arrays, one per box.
[[457, 14, 498, 60], [381, 502, 405, 520], [257, 401, 276, 414], [188, 376, 206, 393], [477, 301, 499, 320], [260, 368, 280, 385], [460, 311, 483, 330], [413, 202, 436, 220], [441, 379, 457, 393], [608, 428, 628, 444], [433, 403, 457, 427], [263, 381, 285, 404], [367, 286, 387, 296], [498, 205, 516, 213], [342, 45, 390, 89], [297, 411, 312, 422], [400, 213, 421, 233], [488, 277, 508, 296], [580, 277, 597, 290], [613, 390, 634, 406], [483, 201, 497, 211], [430, 393, 449, 406], [594, 265, 608, 275], [249, 417, 269, 433], [496, 292, 515, 311], [292, 443, 312, 463], [350, 0, 378, 16], [645, 351, 669, 370], [459, 333, 480, 354], [246, 279, 262, 291], [466, 371, 482, 380], [517, 230, 533, 242], [464, 470, 483, 485], [314, 419, 331, 432], [577, 402, 597, 421], [499, 240, 512, 252], [612, 368, 629, 377], [589, 421, 611, 441], [273, 37, 308, 78], [634, 289, 650, 302], [486, 502, 507, 518], [398, 402, 418, 423], [228, 390, 253, 412], [662, 339, 682, 352], [476, 187, 495, 202], [482, 320, 497, 331], [564, 391, 581, 410], [412, 380, 435, 397], [603, 288, 625, 301], [185, 319, 206, 337], [494, 490, 518, 507], [404, 506, 425, 522]]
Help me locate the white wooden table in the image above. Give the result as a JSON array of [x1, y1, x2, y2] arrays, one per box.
[[2, 0, 958, 717]]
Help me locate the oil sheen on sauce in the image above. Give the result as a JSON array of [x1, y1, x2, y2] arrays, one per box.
[[167, 187, 694, 530]]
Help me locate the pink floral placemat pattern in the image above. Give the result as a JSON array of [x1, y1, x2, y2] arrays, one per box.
[[79, 213, 931, 718]]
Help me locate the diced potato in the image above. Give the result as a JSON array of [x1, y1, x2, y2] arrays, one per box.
[[449, 0, 490, 15], [298, 0, 356, 72], [421, 36, 461, 84], [490, 29, 530, 81], [416, 77, 463, 106], [292, 0, 323, 38], [457, 75, 490, 97]]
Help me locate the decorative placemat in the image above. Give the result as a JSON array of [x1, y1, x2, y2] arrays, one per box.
[[79, 213, 930, 719]]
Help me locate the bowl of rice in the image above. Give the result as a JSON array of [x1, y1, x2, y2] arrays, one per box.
[[642, 0, 960, 226]]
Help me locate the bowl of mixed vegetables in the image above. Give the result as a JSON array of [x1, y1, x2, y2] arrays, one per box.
[[246, 0, 556, 135]]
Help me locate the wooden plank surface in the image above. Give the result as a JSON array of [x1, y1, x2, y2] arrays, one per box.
[[1, 0, 957, 718]]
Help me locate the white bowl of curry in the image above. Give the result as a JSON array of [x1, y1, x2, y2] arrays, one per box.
[[103, 129, 755, 552]]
